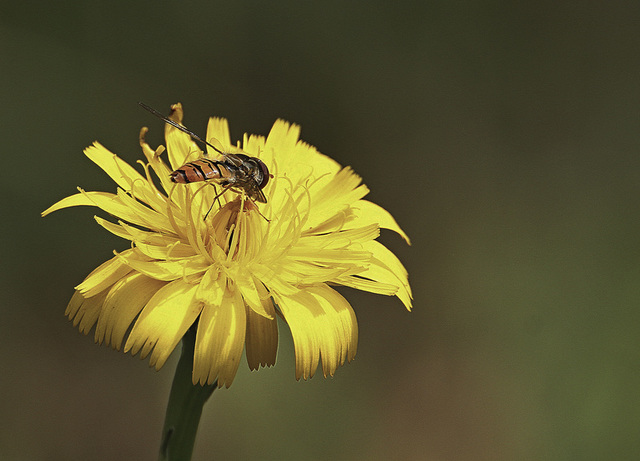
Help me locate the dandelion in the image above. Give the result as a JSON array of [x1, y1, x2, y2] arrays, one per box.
[[43, 103, 412, 458]]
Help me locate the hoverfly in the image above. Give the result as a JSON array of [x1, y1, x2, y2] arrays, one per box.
[[138, 102, 270, 215]]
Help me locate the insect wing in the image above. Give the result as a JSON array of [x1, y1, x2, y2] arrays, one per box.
[[220, 152, 247, 167], [204, 137, 227, 159]]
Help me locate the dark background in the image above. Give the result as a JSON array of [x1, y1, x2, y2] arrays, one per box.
[[2, 2, 640, 460]]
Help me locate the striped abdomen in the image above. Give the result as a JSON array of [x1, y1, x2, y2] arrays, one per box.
[[170, 158, 230, 184]]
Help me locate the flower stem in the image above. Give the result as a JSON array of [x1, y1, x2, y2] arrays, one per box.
[[159, 327, 217, 461]]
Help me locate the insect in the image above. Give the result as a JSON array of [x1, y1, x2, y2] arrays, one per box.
[[138, 102, 271, 211]]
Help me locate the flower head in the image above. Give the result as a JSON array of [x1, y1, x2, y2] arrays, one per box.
[[43, 103, 412, 387]]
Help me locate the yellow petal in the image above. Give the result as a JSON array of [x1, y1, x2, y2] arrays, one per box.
[[263, 119, 302, 169], [94, 273, 166, 350], [139, 128, 174, 194], [241, 133, 266, 160], [93, 216, 133, 240], [43, 189, 173, 234], [236, 274, 274, 319], [84, 142, 165, 211], [302, 221, 379, 244], [134, 240, 188, 261], [194, 280, 247, 387], [338, 262, 411, 308], [68, 290, 109, 335], [195, 267, 223, 305], [364, 240, 412, 310], [164, 103, 203, 170], [263, 120, 340, 187], [114, 188, 174, 233], [273, 290, 321, 380], [41, 190, 103, 217], [94, 217, 196, 261], [306, 284, 358, 375], [124, 280, 202, 370], [115, 220, 187, 251], [115, 251, 207, 281], [305, 167, 370, 229], [65, 290, 85, 319], [245, 300, 278, 371], [286, 247, 371, 269], [253, 264, 300, 296], [75, 251, 135, 298], [350, 200, 410, 244], [279, 261, 355, 285], [334, 274, 398, 297], [206, 117, 232, 153], [275, 285, 359, 380]]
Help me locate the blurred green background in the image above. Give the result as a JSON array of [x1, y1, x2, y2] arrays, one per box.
[[2, 2, 640, 460]]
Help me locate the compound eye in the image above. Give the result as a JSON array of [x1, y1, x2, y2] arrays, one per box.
[[257, 159, 270, 189]]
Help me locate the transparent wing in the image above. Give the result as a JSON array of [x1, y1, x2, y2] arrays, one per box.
[[221, 152, 246, 167]]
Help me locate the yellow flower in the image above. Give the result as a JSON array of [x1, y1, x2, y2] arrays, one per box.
[[42, 103, 412, 387]]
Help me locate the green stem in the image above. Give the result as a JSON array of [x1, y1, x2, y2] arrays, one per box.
[[159, 328, 217, 461]]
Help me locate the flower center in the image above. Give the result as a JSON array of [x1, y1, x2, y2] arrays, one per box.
[[207, 197, 258, 259]]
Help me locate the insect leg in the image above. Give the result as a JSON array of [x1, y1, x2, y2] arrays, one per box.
[[209, 183, 224, 210], [204, 184, 234, 220], [240, 192, 271, 223], [253, 203, 271, 223]]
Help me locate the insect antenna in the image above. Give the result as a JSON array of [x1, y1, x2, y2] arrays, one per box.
[[138, 102, 224, 156]]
